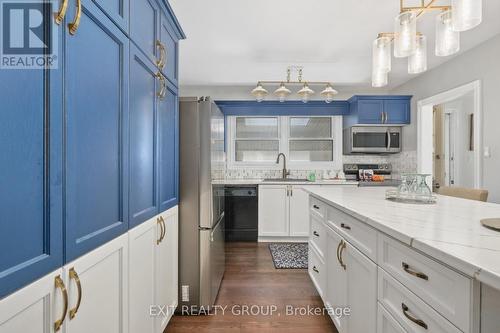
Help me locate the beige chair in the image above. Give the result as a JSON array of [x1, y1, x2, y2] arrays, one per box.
[[437, 186, 489, 202]]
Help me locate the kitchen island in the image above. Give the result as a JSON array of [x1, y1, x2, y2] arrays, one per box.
[[305, 186, 500, 333]]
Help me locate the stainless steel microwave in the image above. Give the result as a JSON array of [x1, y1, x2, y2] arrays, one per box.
[[343, 126, 402, 154]]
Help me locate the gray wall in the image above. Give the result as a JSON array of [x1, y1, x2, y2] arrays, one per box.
[[390, 33, 500, 202]]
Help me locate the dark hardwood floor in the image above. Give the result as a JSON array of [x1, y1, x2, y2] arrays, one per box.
[[165, 242, 338, 333]]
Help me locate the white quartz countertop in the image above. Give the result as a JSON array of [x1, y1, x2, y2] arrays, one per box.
[[212, 179, 359, 186], [305, 186, 500, 290]]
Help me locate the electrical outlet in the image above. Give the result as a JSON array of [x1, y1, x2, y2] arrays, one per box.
[[181, 285, 189, 302]]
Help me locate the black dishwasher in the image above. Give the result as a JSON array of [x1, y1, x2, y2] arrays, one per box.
[[224, 186, 258, 242]]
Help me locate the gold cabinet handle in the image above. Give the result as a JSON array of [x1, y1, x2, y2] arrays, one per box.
[[156, 40, 166, 70], [402, 262, 429, 281], [54, 0, 68, 24], [160, 216, 166, 242], [68, 268, 82, 319], [156, 73, 166, 100], [336, 240, 342, 266], [54, 275, 68, 332], [402, 303, 428, 329], [339, 240, 347, 270], [68, 0, 82, 35], [156, 217, 164, 245]]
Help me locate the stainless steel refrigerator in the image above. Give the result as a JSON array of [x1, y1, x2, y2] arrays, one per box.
[[179, 97, 226, 309]]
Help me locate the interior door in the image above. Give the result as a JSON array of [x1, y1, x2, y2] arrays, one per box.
[[64, 0, 129, 261], [326, 228, 347, 333], [0, 3, 63, 297]]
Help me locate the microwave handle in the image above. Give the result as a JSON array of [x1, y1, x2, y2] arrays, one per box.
[[387, 131, 391, 150]]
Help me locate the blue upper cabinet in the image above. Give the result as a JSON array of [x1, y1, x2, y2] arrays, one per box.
[[91, 0, 129, 33], [64, 0, 130, 261], [0, 12, 63, 297], [158, 84, 179, 212], [159, 13, 179, 86], [130, 0, 160, 66], [129, 44, 160, 227], [345, 95, 412, 127]]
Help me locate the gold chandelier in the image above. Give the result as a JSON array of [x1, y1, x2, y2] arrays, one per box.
[[251, 66, 338, 104]]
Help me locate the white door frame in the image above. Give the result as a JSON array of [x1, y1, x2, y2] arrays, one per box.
[[417, 80, 482, 188]]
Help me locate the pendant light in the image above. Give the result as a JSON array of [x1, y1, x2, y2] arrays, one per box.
[[436, 9, 460, 56], [394, 11, 417, 58], [372, 70, 388, 88], [320, 84, 338, 104], [274, 82, 292, 102], [451, 0, 482, 32], [372, 36, 392, 73], [251, 83, 268, 102], [408, 35, 427, 74], [297, 83, 314, 103]]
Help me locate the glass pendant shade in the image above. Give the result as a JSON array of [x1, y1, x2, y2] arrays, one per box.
[[372, 36, 392, 73], [297, 84, 315, 103], [408, 35, 427, 74], [451, 0, 482, 32], [274, 83, 291, 102], [436, 10, 460, 56], [394, 11, 417, 58], [251, 83, 268, 102], [372, 70, 388, 88], [320, 84, 338, 103]]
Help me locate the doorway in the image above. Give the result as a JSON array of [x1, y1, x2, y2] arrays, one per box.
[[417, 81, 482, 189]]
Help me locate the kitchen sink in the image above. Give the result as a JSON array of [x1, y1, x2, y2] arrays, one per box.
[[262, 178, 309, 182]]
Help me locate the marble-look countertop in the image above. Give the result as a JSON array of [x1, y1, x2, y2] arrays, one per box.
[[305, 186, 500, 290], [212, 179, 359, 186]]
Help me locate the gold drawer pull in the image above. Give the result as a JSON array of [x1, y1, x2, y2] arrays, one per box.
[[157, 217, 164, 245], [69, 268, 82, 319], [402, 303, 428, 330], [339, 240, 347, 270], [156, 40, 166, 70], [68, 0, 81, 35], [54, 0, 68, 24], [156, 73, 166, 100], [402, 262, 429, 280], [160, 216, 166, 242], [54, 275, 68, 331]]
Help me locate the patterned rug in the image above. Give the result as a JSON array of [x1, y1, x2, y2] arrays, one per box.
[[268, 243, 308, 269]]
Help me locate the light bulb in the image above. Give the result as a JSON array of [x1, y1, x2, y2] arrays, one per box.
[[251, 83, 268, 102], [372, 70, 388, 88], [394, 12, 417, 58], [436, 10, 460, 56], [408, 35, 427, 74], [372, 36, 392, 73], [451, 0, 482, 32]]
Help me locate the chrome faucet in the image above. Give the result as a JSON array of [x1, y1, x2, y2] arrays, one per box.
[[276, 153, 290, 179]]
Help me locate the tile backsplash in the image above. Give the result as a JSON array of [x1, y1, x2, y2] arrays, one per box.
[[224, 151, 418, 180]]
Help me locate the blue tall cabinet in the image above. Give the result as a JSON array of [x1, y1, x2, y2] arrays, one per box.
[[0, 0, 185, 298]]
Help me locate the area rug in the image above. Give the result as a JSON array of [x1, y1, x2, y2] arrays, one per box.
[[268, 243, 308, 269]]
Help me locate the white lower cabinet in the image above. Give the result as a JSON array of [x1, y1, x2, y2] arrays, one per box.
[[323, 225, 377, 333], [0, 207, 179, 333], [0, 269, 63, 333], [258, 185, 309, 238], [129, 207, 179, 333]]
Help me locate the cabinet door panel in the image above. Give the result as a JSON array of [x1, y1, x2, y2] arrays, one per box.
[[129, 218, 158, 333], [0, 14, 63, 297], [64, 234, 128, 333], [65, 2, 129, 261], [344, 242, 377, 333], [258, 186, 289, 237], [91, 0, 129, 32], [289, 187, 310, 237], [130, 0, 159, 64], [160, 15, 178, 85], [0, 269, 63, 333], [158, 87, 178, 212], [129, 45, 159, 227], [384, 99, 410, 124], [358, 99, 384, 124]]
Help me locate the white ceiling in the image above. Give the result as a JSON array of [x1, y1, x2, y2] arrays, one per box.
[[169, 0, 500, 91]]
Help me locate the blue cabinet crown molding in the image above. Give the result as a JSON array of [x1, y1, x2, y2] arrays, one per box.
[[347, 95, 413, 102], [158, 0, 186, 39], [214, 100, 350, 116]]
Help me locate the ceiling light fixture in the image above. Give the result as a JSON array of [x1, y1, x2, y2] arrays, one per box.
[[251, 66, 338, 103], [371, 0, 482, 87]]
